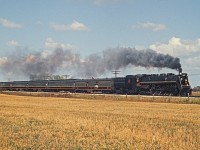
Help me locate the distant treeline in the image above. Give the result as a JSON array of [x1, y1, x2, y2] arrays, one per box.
[[193, 86, 200, 91]]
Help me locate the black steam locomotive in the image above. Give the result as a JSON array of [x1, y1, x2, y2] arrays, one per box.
[[0, 70, 192, 96]]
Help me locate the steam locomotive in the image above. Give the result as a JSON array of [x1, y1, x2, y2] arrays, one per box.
[[0, 69, 192, 96]]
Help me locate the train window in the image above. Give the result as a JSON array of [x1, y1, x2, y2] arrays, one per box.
[[86, 82, 88, 86]]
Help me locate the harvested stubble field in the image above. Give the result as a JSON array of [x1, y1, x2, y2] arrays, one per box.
[[0, 93, 200, 149], [2, 91, 200, 104], [192, 91, 200, 97]]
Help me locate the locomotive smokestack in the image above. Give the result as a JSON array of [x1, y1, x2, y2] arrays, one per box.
[[178, 67, 182, 75]]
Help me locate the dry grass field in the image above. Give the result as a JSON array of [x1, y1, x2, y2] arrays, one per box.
[[192, 91, 200, 97], [0, 94, 199, 149], [2, 91, 200, 104]]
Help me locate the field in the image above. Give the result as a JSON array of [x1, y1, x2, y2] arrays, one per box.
[[0, 94, 200, 149], [192, 91, 200, 97]]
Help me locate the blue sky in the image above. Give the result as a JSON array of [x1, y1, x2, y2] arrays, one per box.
[[0, 0, 200, 87]]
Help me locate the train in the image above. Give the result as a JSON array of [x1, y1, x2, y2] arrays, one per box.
[[0, 69, 192, 96]]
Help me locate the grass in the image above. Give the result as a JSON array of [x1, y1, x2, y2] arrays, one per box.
[[0, 93, 200, 149], [192, 91, 200, 97], [2, 91, 200, 104]]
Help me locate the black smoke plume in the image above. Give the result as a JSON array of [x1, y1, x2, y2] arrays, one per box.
[[0, 47, 181, 80], [76, 47, 181, 77]]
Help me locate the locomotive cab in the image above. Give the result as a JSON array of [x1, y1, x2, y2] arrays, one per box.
[[125, 75, 137, 94]]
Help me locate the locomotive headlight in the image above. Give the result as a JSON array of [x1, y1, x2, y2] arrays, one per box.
[[184, 79, 188, 85]]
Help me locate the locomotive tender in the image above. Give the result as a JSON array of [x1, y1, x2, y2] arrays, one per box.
[[0, 70, 191, 96]]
